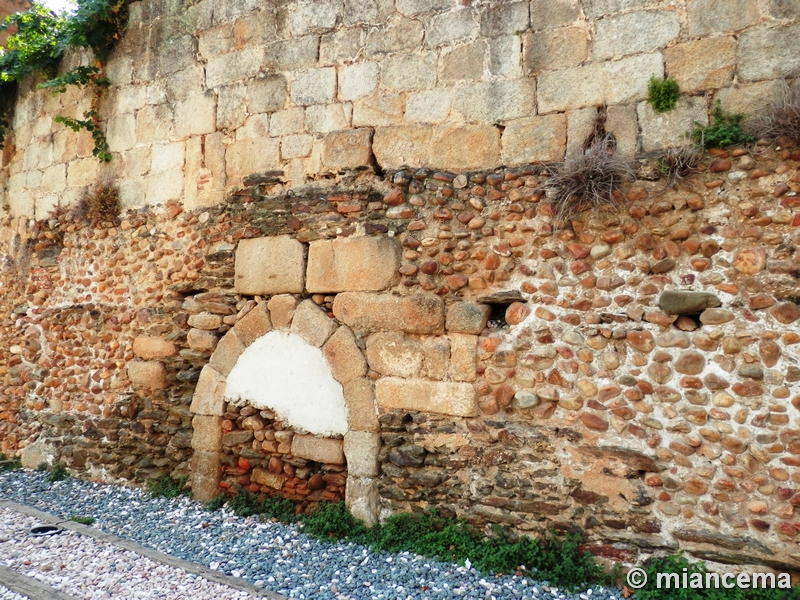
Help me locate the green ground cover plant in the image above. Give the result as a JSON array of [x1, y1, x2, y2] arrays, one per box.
[[68, 515, 96, 525], [647, 76, 681, 113], [46, 463, 69, 482], [0, 453, 21, 471], [692, 101, 755, 149], [635, 554, 800, 600], [211, 493, 606, 590], [145, 475, 188, 499], [0, 0, 130, 159]]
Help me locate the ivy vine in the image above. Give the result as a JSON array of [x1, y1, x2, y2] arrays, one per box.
[[0, 0, 130, 161]]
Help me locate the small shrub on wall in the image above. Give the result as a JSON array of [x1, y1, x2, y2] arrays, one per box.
[[647, 76, 681, 113]]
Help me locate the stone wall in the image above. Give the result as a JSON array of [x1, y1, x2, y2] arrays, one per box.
[[3, 141, 800, 568], [1, 0, 800, 574], [1, 0, 799, 218]]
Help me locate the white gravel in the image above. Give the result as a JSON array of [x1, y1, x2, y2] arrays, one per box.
[[0, 585, 27, 600], [0, 507, 260, 600]]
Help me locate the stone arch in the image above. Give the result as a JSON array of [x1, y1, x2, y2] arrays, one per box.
[[189, 296, 381, 524]]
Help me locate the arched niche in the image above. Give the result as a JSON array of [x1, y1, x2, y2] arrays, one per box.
[[188, 297, 381, 525]]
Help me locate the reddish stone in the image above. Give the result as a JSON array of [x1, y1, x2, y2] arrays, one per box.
[[505, 302, 531, 325], [709, 158, 731, 172], [750, 294, 775, 310], [771, 302, 800, 324], [237, 457, 251, 471], [308, 473, 326, 490], [776, 522, 798, 537], [268, 456, 284, 474], [674, 351, 705, 375], [733, 247, 767, 274], [494, 384, 515, 407], [758, 340, 781, 367], [627, 330, 655, 352], [399, 264, 418, 276], [533, 402, 556, 419], [447, 275, 468, 290], [479, 398, 500, 415], [581, 412, 609, 431], [383, 189, 405, 206], [420, 261, 439, 275], [732, 381, 763, 397], [566, 243, 590, 259]]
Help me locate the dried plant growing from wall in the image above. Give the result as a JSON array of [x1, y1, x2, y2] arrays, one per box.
[[78, 184, 120, 224], [657, 145, 703, 188], [747, 79, 800, 144], [546, 135, 634, 223]]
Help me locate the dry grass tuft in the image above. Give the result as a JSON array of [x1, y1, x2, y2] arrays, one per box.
[[546, 135, 634, 222], [747, 79, 800, 144], [79, 184, 120, 224], [657, 145, 703, 187]]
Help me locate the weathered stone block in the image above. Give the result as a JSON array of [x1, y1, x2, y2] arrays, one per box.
[[339, 62, 379, 101], [446, 302, 490, 335], [594, 11, 679, 60], [524, 27, 589, 75], [531, 0, 581, 29], [187, 328, 218, 352], [205, 47, 263, 88], [376, 377, 478, 417], [488, 36, 521, 78], [344, 378, 379, 432], [191, 415, 223, 452], [538, 53, 663, 113], [175, 92, 216, 137], [453, 79, 537, 123], [665, 37, 736, 93], [291, 299, 338, 347], [431, 125, 502, 171], [306, 104, 351, 134], [366, 17, 424, 56], [372, 125, 431, 167], [209, 330, 245, 377], [187, 313, 223, 331], [286, 0, 340, 35], [440, 41, 487, 83], [321, 128, 374, 171], [247, 76, 288, 114], [344, 431, 380, 477], [191, 450, 221, 502], [20, 439, 55, 469], [502, 114, 567, 164], [264, 36, 320, 71], [737, 25, 800, 82], [233, 302, 272, 346], [190, 365, 226, 417], [235, 236, 306, 296], [345, 476, 380, 526], [381, 52, 437, 91], [637, 96, 709, 152], [268, 295, 299, 329], [426, 9, 480, 47], [281, 135, 313, 160], [605, 104, 640, 157], [133, 337, 177, 359], [333, 292, 445, 334], [423, 337, 450, 380], [320, 26, 366, 64], [251, 467, 287, 489], [225, 137, 280, 186], [306, 236, 400, 293], [127, 360, 167, 389], [405, 89, 453, 123], [449, 333, 478, 382], [366, 331, 425, 377], [581, 0, 658, 17], [481, 2, 529, 37], [291, 435, 345, 464], [323, 326, 367, 384], [566, 107, 599, 156], [290, 67, 337, 105], [687, 0, 759, 36]]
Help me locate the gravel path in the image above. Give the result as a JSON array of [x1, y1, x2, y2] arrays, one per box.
[[0, 507, 262, 600], [0, 470, 622, 600], [0, 585, 27, 600]]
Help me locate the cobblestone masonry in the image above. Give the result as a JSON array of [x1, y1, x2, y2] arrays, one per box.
[[2, 0, 800, 574], [1, 0, 799, 216], [1, 143, 800, 568]]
